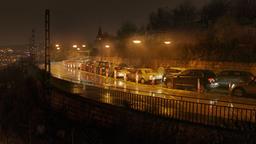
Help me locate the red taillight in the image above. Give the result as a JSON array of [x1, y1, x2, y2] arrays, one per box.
[[208, 78, 215, 83]]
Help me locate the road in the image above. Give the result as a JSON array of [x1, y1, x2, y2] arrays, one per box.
[[51, 62, 256, 109]]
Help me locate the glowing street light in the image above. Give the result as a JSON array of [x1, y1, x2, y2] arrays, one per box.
[[82, 44, 86, 48], [55, 44, 60, 50], [133, 40, 142, 44], [164, 41, 172, 45], [105, 44, 110, 48], [72, 45, 77, 48], [77, 47, 80, 51]]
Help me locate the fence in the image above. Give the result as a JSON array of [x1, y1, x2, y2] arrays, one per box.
[[50, 78, 256, 130], [98, 87, 256, 130]]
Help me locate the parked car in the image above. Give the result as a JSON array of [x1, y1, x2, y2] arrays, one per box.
[[112, 63, 130, 78], [127, 68, 163, 84], [216, 70, 254, 89], [231, 79, 256, 97], [80, 60, 96, 73], [162, 67, 185, 82], [95, 61, 115, 76], [165, 69, 218, 92], [113, 65, 131, 79]]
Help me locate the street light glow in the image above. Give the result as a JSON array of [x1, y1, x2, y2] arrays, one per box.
[[77, 47, 80, 51], [105, 45, 110, 48], [56, 47, 60, 50], [133, 40, 142, 44], [55, 44, 60, 47], [73, 45, 77, 48], [164, 41, 172, 45], [82, 44, 86, 48]]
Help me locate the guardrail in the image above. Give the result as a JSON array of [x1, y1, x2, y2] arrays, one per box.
[[51, 76, 256, 130]]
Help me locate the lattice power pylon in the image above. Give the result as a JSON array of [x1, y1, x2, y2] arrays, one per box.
[[29, 29, 36, 63]]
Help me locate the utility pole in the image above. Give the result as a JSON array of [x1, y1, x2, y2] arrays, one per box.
[[45, 9, 51, 74], [45, 9, 51, 97]]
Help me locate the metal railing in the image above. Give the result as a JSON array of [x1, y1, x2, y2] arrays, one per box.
[[65, 83, 256, 130]]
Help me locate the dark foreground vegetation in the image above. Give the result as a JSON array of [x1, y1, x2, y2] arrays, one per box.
[[0, 61, 256, 144]]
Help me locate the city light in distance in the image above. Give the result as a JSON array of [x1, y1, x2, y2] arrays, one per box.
[[73, 45, 77, 48], [77, 47, 80, 51]]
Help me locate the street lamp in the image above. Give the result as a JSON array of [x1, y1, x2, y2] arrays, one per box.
[[82, 44, 86, 48], [164, 41, 172, 45], [72, 45, 77, 48], [105, 44, 110, 48], [133, 40, 142, 44], [55, 44, 60, 50]]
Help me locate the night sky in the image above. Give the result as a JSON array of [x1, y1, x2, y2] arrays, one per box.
[[0, 0, 207, 46]]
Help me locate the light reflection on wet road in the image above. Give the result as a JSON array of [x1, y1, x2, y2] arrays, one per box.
[[51, 62, 256, 109]]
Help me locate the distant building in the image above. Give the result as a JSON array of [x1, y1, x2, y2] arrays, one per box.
[[0, 45, 29, 66]]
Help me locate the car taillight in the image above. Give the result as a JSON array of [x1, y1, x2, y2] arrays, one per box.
[[208, 78, 215, 83]]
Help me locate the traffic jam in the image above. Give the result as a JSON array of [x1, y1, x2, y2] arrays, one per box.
[[63, 60, 256, 97]]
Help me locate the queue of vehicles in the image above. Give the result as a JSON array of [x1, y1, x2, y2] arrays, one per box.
[[63, 60, 256, 97]]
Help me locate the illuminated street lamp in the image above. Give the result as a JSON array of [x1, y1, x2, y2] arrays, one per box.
[[82, 44, 86, 48], [133, 40, 142, 44], [164, 41, 172, 45], [55, 44, 60, 50], [72, 44, 77, 48], [77, 47, 80, 51], [105, 44, 110, 48]]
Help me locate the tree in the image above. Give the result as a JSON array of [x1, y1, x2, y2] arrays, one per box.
[[201, 0, 230, 27], [147, 7, 173, 31], [172, 2, 197, 29], [232, 0, 256, 24], [117, 22, 138, 39]]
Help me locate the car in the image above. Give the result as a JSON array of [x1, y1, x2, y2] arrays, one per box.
[[80, 60, 96, 73], [112, 63, 132, 78], [117, 68, 134, 79], [216, 70, 254, 89], [127, 68, 163, 84], [162, 67, 185, 82], [95, 61, 115, 76], [231, 79, 256, 97], [165, 69, 218, 92]]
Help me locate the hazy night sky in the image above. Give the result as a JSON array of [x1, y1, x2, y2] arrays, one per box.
[[0, 0, 207, 46]]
